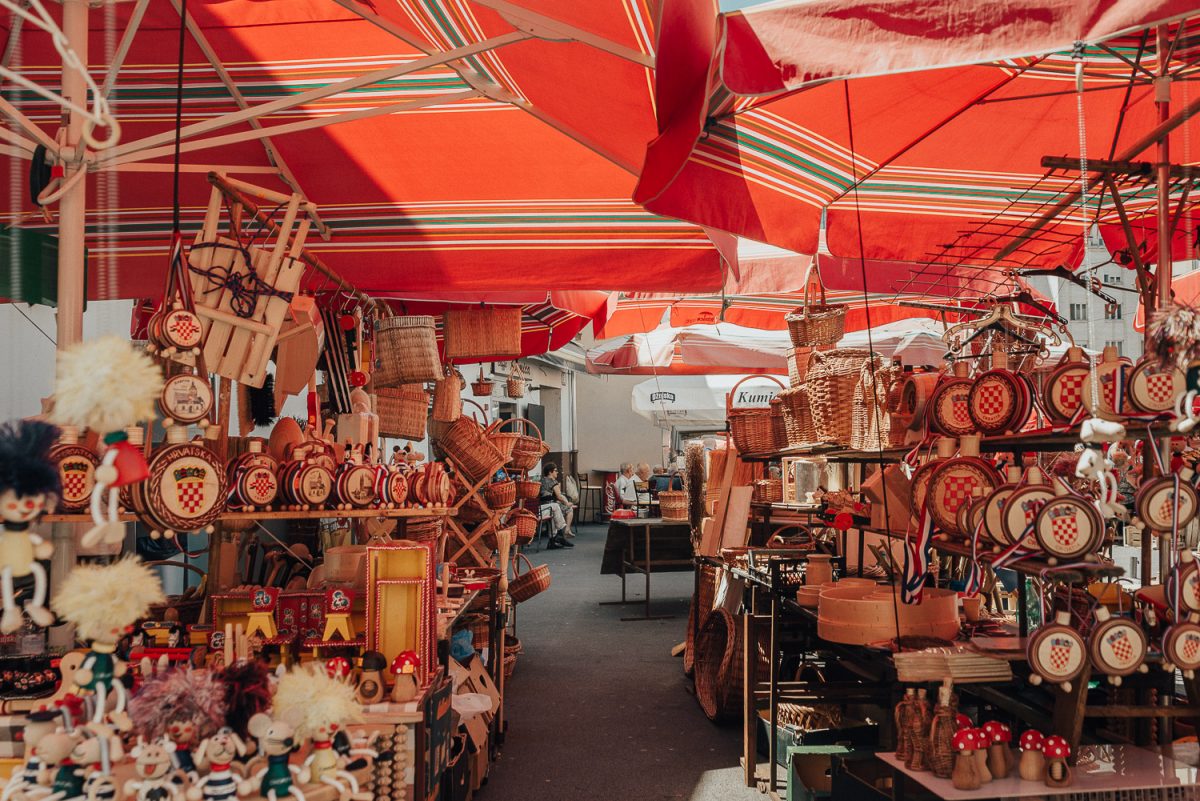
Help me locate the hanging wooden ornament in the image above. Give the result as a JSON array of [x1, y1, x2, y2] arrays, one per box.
[[375, 465, 410, 510], [334, 458, 378, 510], [909, 437, 957, 516], [48, 425, 100, 513], [967, 351, 1031, 436], [1027, 610, 1088, 692], [982, 466, 1023, 548], [926, 435, 1000, 536], [1033, 481, 1104, 564], [1125, 357, 1185, 416], [278, 445, 335, 511], [928, 363, 975, 437], [1002, 467, 1056, 552], [1087, 606, 1148, 685], [158, 372, 214, 426], [1135, 475, 1199, 532], [1042, 347, 1090, 424], [1080, 345, 1129, 422], [1163, 613, 1200, 678]]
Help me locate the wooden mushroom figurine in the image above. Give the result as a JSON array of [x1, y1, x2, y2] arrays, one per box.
[[1018, 730, 1045, 781], [981, 721, 1015, 779], [1041, 735, 1072, 787], [970, 728, 992, 783], [390, 651, 421, 703], [950, 728, 982, 791], [324, 657, 352, 682], [356, 651, 387, 705], [955, 713, 972, 731]]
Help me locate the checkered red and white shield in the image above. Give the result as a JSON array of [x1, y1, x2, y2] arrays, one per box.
[[1056, 373, 1086, 411], [1183, 634, 1200, 662], [975, 381, 1008, 422], [60, 463, 90, 501], [1049, 637, 1074, 672], [1106, 628, 1134, 665], [1146, 371, 1176, 404], [951, 395, 970, 427], [1049, 506, 1079, 547], [940, 473, 976, 513], [176, 476, 206, 514]]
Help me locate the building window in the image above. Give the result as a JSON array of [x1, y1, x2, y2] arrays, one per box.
[[1105, 340, 1124, 355], [1104, 273, 1122, 286], [1070, 303, 1088, 321], [1104, 304, 1122, 320]]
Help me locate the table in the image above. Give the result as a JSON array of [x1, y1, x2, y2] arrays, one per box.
[[600, 517, 693, 621]]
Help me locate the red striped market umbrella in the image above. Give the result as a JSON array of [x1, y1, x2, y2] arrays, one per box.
[[1, 0, 728, 310], [635, 1, 1200, 304]]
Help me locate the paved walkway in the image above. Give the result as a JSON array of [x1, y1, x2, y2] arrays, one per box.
[[480, 523, 762, 801]]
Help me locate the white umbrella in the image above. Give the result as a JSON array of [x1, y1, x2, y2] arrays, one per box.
[[630, 374, 785, 428]]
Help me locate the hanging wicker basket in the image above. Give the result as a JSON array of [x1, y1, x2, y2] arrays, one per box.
[[443, 307, 523, 361], [376, 385, 429, 441], [494, 417, 548, 471], [508, 553, 551, 603], [505, 361, 527, 398], [515, 477, 541, 500], [432, 365, 464, 423], [485, 479, 517, 511], [784, 262, 846, 348], [437, 414, 509, 483], [510, 507, 538, 545], [374, 314, 442, 387], [471, 365, 494, 397], [727, 375, 785, 455]]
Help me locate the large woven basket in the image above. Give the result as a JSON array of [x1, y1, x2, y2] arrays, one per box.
[[851, 357, 905, 451], [753, 478, 783, 504], [485, 479, 516, 511], [432, 365, 464, 423], [438, 414, 509, 483], [770, 398, 788, 451], [403, 516, 443, 545], [443, 307, 522, 361], [808, 348, 875, 445], [685, 564, 718, 677], [777, 384, 817, 447], [694, 607, 742, 722], [498, 417, 548, 471], [508, 553, 551, 603], [727, 375, 785, 455], [376, 385, 429, 441], [374, 315, 441, 387], [659, 490, 688, 521], [471, 365, 494, 397], [515, 477, 540, 500], [784, 262, 846, 348]]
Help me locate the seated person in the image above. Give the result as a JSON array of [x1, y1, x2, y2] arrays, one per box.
[[615, 462, 638, 507], [539, 462, 576, 549], [634, 462, 652, 507]]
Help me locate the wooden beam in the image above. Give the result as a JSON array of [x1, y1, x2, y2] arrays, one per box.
[[1102, 174, 1154, 297]]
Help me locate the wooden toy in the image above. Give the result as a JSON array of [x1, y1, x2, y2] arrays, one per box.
[[243, 714, 309, 801], [950, 728, 982, 790], [390, 652, 420, 704], [275, 665, 371, 801], [123, 738, 185, 801], [0, 420, 60, 632], [981, 721, 1014, 779], [1041, 735, 1072, 787], [188, 729, 248, 801], [1018, 730, 1045, 781]]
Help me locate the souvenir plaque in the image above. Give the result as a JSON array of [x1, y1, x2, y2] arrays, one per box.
[[1034, 494, 1103, 562], [1135, 476, 1199, 532]]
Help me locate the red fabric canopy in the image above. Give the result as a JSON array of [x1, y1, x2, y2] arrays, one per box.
[[636, 1, 1200, 302], [1, 0, 728, 302]]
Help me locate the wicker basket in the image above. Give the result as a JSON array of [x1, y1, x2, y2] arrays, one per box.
[[503, 632, 522, 680], [403, 516, 443, 544], [376, 385, 429, 441], [753, 478, 783, 504], [485, 479, 516, 511], [784, 262, 846, 348], [727, 375, 785, 455], [471, 365, 494, 397], [432, 365, 464, 423], [515, 478, 540, 500], [437, 414, 509, 483], [508, 553, 550, 603], [483, 525, 516, 552], [851, 357, 904, 451], [505, 361, 527, 399], [694, 608, 742, 722], [777, 384, 817, 446], [374, 315, 442, 387], [485, 420, 522, 461], [498, 418, 548, 471], [511, 508, 538, 545], [770, 398, 788, 451], [685, 564, 718, 677], [443, 307, 522, 361], [659, 490, 688, 521], [787, 348, 813, 387], [145, 560, 206, 625], [808, 348, 875, 445]]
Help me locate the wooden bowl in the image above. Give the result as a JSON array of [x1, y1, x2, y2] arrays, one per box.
[[818, 585, 959, 644]]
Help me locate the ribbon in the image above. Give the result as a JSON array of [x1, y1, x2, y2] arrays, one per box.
[[188, 242, 294, 318], [902, 505, 935, 605], [964, 516, 985, 597]]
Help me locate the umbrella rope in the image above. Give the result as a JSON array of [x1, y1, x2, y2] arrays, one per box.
[[1074, 44, 1102, 412], [171, 0, 187, 233]]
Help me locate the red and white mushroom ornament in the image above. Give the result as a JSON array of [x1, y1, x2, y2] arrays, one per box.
[[390, 651, 421, 704], [950, 729, 983, 791], [955, 712, 973, 730], [981, 721, 1014, 779], [1017, 730, 1045, 781], [1041, 735, 1072, 787], [325, 657, 352, 681], [969, 728, 993, 783]]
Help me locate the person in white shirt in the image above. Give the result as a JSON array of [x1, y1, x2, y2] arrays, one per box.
[[615, 463, 637, 506]]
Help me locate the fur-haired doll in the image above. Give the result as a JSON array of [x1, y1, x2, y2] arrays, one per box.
[[129, 668, 227, 777], [0, 420, 61, 633], [52, 559, 165, 724], [273, 666, 371, 801]]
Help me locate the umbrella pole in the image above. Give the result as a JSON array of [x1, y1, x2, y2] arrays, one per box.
[[48, 0, 88, 637], [1155, 24, 1175, 650]]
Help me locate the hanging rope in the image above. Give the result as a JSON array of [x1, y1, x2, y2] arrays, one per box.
[[1073, 43, 1102, 413], [172, 0, 187, 234]]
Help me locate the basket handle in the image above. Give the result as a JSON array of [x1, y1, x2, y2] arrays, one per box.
[[765, 523, 812, 546], [509, 551, 532, 580], [462, 398, 489, 423], [726, 374, 786, 415], [800, 258, 827, 318], [496, 416, 543, 441]]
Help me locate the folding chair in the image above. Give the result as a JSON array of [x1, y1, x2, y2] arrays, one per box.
[[534, 503, 556, 552]]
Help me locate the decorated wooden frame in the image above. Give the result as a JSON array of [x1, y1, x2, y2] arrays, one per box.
[[366, 541, 436, 685]]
